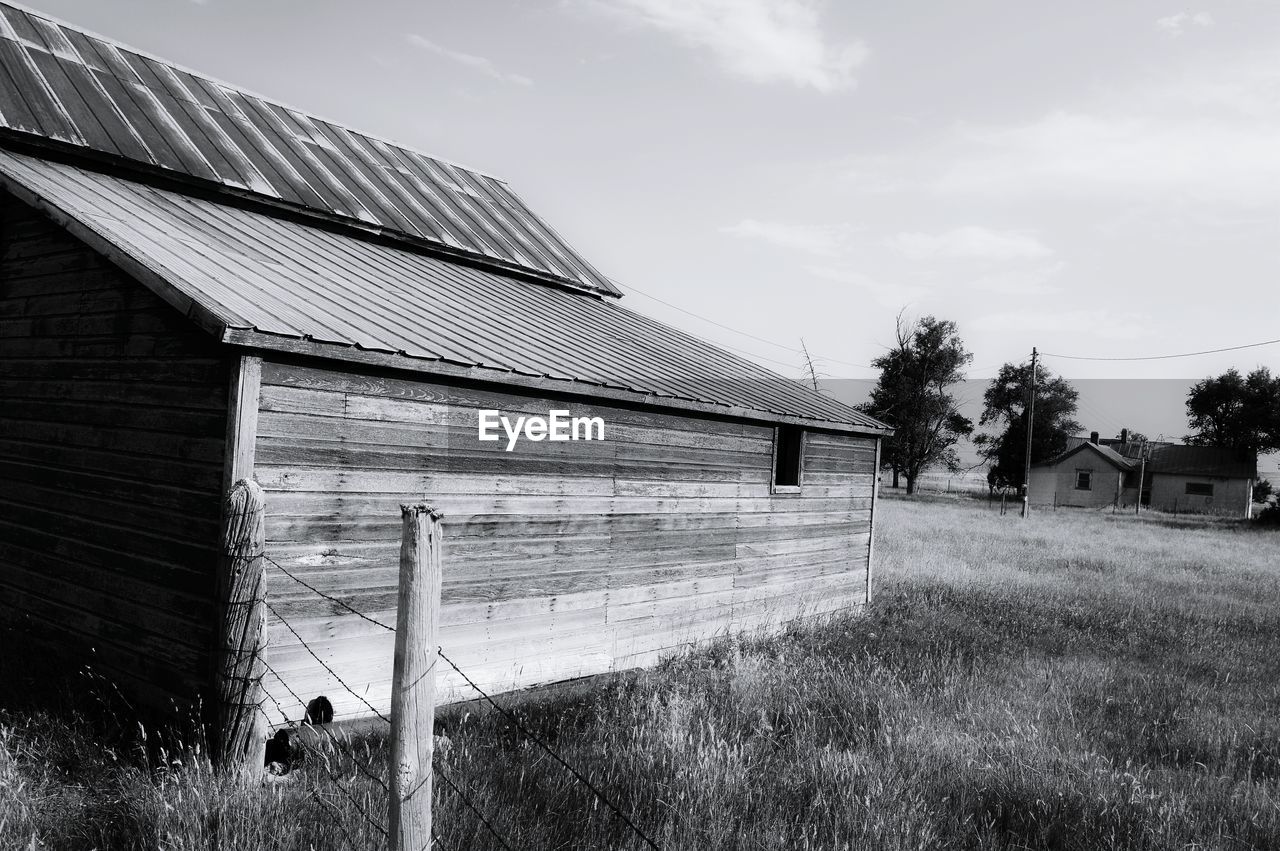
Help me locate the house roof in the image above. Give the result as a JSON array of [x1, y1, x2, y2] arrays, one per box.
[[1145, 444, 1257, 479], [1035, 441, 1136, 472], [0, 149, 889, 433], [0, 2, 618, 296], [1065, 435, 1257, 479]]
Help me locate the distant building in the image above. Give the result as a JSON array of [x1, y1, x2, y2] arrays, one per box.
[[1029, 431, 1258, 518], [1028, 439, 1134, 510]]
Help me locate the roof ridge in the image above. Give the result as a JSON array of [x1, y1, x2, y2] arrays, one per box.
[[0, 0, 507, 182], [0, 1, 620, 296], [0, 150, 890, 434]]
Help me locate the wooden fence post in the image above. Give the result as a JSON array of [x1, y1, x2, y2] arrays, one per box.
[[215, 479, 268, 773], [390, 505, 444, 850]]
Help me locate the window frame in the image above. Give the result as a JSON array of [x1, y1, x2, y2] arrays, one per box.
[[1074, 469, 1093, 491], [771, 425, 805, 494], [1184, 481, 1214, 497]]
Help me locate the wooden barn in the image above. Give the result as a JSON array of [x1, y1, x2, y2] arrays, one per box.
[[0, 3, 890, 722]]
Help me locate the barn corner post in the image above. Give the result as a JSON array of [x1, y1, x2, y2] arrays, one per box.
[[214, 478, 268, 774], [390, 504, 444, 850], [866, 435, 882, 605]]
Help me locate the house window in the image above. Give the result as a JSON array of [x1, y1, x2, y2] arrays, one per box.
[[1074, 470, 1092, 490], [1185, 482, 1214, 497], [772, 425, 804, 491]]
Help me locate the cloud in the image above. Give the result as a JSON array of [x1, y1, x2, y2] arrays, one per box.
[[405, 34, 533, 86], [806, 265, 931, 309], [591, 0, 866, 92], [889, 226, 1053, 262], [836, 49, 1280, 210], [921, 104, 1280, 206], [969, 262, 1066, 296], [720, 219, 859, 256], [971, 309, 1152, 341], [1157, 11, 1214, 35], [930, 108, 1280, 205]]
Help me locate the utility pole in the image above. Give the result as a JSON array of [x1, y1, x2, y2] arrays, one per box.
[[1021, 347, 1037, 518], [1135, 438, 1148, 517]]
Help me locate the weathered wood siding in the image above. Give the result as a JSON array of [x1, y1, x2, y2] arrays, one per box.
[[257, 362, 876, 722], [0, 192, 228, 706]]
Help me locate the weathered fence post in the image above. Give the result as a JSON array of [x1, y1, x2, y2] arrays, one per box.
[[215, 479, 268, 773], [390, 504, 444, 850]]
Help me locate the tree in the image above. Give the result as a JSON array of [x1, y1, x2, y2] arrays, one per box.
[[974, 361, 1082, 490], [800, 338, 821, 392], [859, 314, 973, 494], [1185, 367, 1280, 454]]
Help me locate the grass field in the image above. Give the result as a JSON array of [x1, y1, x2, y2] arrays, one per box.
[[4, 496, 1280, 850]]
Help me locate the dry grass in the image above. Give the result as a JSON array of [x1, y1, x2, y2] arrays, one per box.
[[4, 497, 1280, 849]]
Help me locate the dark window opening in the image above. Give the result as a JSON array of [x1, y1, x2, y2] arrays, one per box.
[[1185, 482, 1214, 497], [1074, 470, 1092, 491], [773, 426, 804, 489]]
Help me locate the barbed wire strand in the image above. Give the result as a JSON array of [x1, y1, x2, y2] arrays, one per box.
[[260, 659, 392, 792], [259, 657, 390, 838], [264, 554, 644, 848], [266, 554, 397, 634], [265, 666, 460, 851], [264, 558, 515, 850], [262, 598, 392, 725], [436, 769, 516, 851], [437, 647, 661, 850], [311, 788, 377, 851]]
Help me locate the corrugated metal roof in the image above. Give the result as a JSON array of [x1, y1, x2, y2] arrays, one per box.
[[0, 1, 618, 296], [0, 149, 887, 432], [1064, 436, 1257, 479], [1146, 444, 1257, 479]]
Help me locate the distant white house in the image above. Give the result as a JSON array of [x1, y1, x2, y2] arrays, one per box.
[[1029, 432, 1258, 518]]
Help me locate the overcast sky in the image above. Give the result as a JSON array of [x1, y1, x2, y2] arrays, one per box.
[[30, 0, 1280, 443]]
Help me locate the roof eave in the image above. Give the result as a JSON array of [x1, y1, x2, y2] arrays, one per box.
[[1035, 442, 1134, 471], [224, 328, 894, 437], [0, 167, 230, 337]]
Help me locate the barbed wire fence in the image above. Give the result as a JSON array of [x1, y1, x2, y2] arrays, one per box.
[[220, 485, 663, 850]]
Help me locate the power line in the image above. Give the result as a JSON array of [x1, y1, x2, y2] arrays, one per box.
[[1042, 337, 1280, 362], [714, 340, 811, 371], [615, 278, 875, 371]]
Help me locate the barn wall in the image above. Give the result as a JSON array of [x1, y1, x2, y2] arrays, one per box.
[[0, 192, 229, 706], [255, 361, 875, 721]]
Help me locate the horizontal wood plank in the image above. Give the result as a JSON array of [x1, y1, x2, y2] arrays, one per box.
[[258, 359, 879, 721], [0, 193, 229, 709]]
